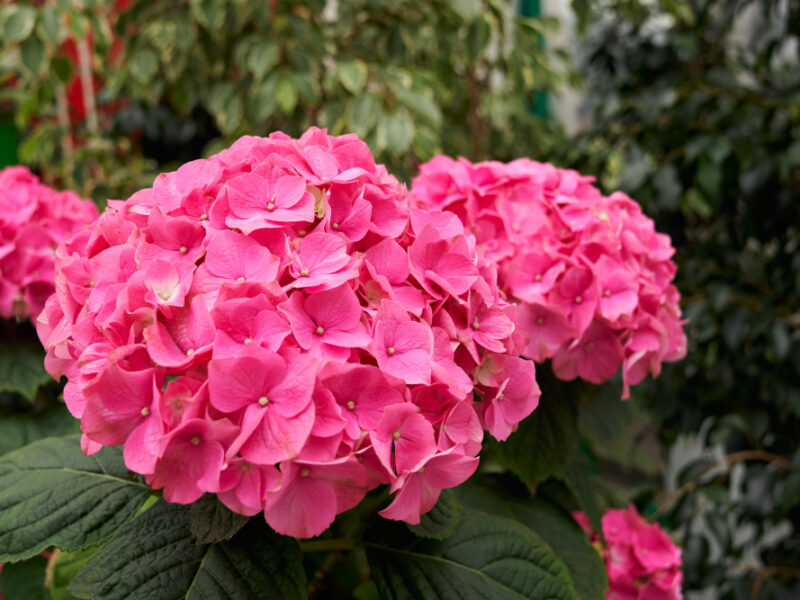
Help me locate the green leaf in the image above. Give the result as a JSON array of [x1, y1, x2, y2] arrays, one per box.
[[466, 16, 491, 57], [51, 549, 98, 600], [0, 403, 79, 457], [577, 378, 628, 450], [0, 341, 51, 400], [0, 435, 151, 562], [37, 7, 62, 42], [346, 94, 381, 138], [70, 501, 307, 600], [249, 78, 278, 122], [20, 35, 46, 75], [129, 48, 159, 84], [455, 477, 607, 600], [366, 508, 575, 600], [190, 494, 250, 544], [492, 376, 579, 488], [413, 126, 439, 161], [190, 0, 226, 30], [276, 77, 298, 114], [378, 112, 414, 156], [247, 40, 279, 80], [406, 489, 463, 540], [0, 555, 50, 600], [51, 56, 72, 84], [396, 88, 442, 127], [562, 458, 603, 542], [447, 0, 480, 20], [339, 59, 368, 95], [2, 5, 36, 43]]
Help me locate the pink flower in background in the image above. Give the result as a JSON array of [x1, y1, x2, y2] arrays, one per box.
[[0, 166, 98, 320], [410, 156, 687, 396], [574, 506, 683, 600], [38, 128, 540, 539]]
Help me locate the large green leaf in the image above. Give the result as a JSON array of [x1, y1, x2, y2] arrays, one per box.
[[0, 435, 151, 562], [491, 380, 579, 489], [0, 341, 52, 400], [455, 477, 607, 600], [406, 489, 463, 540], [365, 507, 575, 600], [0, 555, 50, 600], [0, 403, 79, 457], [70, 501, 307, 600], [1, 5, 36, 43], [190, 494, 250, 544]]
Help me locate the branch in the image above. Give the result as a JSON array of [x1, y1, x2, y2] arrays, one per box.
[[651, 450, 792, 519]]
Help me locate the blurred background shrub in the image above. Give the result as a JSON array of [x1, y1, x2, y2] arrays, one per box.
[[0, 0, 563, 198], [1, 0, 798, 597], [565, 1, 800, 597]]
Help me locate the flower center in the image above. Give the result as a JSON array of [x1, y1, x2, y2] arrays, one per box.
[[258, 396, 269, 406], [472, 319, 480, 330], [392, 430, 401, 439], [300, 268, 309, 276], [179, 246, 188, 254], [141, 407, 150, 416], [190, 436, 201, 445], [534, 273, 542, 281], [186, 348, 195, 356], [315, 326, 325, 335], [266, 195, 276, 211], [536, 317, 544, 325], [574, 295, 583, 304], [301, 468, 310, 477], [604, 289, 611, 297], [199, 214, 208, 221], [387, 347, 396, 355], [346, 401, 355, 410], [332, 222, 339, 230], [584, 342, 595, 353], [244, 337, 253, 344], [236, 276, 245, 282]]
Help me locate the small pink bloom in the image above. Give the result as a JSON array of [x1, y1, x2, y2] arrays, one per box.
[[148, 417, 239, 504], [371, 403, 437, 476], [477, 356, 540, 441], [264, 457, 369, 538], [218, 460, 282, 516], [280, 285, 370, 361], [224, 164, 314, 233], [208, 349, 317, 464], [204, 230, 280, 284], [379, 449, 479, 524], [287, 232, 358, 290], [143, 296, 216, 368], [370, 302, 434, 385], [552, 322, 623, 384], [408, 225, 478, 298], [595, 256, 639, 322], [550, 266, 598, 336]]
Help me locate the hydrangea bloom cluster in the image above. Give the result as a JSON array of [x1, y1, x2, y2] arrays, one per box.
[[410, 156, 687, 397], [0, 166, 99, 320], [37, 128, 540, 538], [575, 507, 683, 600]]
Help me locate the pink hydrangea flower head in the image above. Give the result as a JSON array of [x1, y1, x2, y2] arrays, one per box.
[[574, 506, 683, 600], [410, 157, 687, 396], [0, 166, 98, 320], [38, 129, 540, 538]]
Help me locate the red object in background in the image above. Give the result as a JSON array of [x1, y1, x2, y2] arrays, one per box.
[[60, 1, 130, 126]]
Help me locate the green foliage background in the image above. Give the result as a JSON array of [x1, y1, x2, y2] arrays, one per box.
[[0, 0, 799, 598]]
